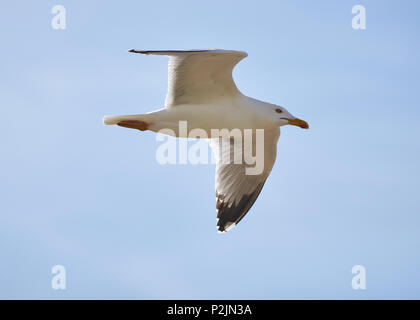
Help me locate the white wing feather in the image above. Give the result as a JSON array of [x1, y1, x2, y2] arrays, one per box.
[[209, 128, 280, 232], [129, 49, 247, 107]]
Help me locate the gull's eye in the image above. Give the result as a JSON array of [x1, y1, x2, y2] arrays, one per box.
[[275, 108, 282, 113]]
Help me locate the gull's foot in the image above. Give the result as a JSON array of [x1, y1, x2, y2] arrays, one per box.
[[117, 120, 149, 131]]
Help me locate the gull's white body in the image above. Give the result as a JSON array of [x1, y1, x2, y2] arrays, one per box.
[[104, 95, 281, 137], [103, 49, 308, 233]]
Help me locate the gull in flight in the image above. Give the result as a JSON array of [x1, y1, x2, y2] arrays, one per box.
[[103, 49, 308, 233]]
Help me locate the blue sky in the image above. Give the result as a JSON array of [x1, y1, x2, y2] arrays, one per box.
[[1, 0, 419, 299]]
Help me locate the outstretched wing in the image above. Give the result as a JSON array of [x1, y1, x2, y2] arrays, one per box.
[[209, 128, 280, 232], [129, 49, 247, 107]]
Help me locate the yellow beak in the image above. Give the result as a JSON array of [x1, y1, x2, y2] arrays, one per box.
[[286, 117, 309, 129]]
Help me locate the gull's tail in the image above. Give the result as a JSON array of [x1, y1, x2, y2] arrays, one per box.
[[103, 114, 148, 125]]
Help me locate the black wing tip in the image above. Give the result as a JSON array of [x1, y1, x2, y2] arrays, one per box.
[[215, 196, 248, 234], [215, 182, 266, 233], [129, 49, 146, 54], [217, 220, 236, 233], [128, 49, 247, 55], [129, 49, 210, 54]]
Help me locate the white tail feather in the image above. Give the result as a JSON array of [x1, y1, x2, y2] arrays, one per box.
[[103, 114, 146, 125]]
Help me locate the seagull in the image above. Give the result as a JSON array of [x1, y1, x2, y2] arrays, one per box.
[[103, 49, 308, 233]]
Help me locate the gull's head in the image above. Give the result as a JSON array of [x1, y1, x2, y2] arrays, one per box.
[[272, 106, 309, 129]]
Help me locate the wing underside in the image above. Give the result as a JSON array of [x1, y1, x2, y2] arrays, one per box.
[[210, 128, 280, 232]]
